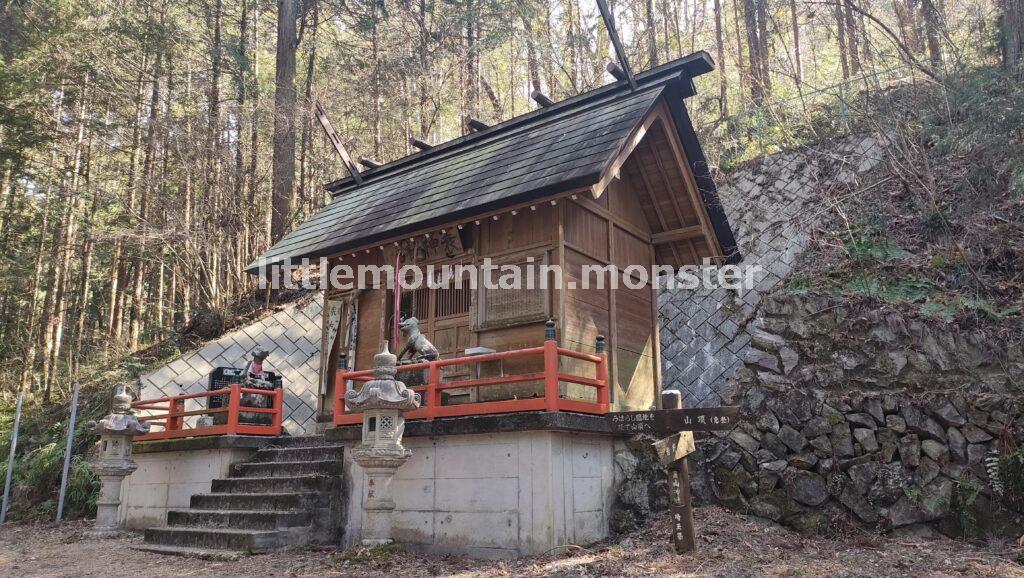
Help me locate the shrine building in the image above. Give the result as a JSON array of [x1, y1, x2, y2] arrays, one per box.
[[123, 51, 739, 559]]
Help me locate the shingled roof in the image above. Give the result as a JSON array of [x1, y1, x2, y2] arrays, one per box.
[[248, 51, 735, 272]]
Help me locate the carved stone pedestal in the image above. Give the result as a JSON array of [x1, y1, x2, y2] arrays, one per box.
[[353, 455, 410, 546], [86, 384, 149, 538], [345, 344, 419, 546]]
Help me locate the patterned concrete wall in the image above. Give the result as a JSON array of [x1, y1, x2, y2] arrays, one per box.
[[659, 135, 887, 408], [138, 294, 323, 435]]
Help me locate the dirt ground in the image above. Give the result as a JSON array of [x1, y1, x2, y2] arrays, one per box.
[[1, 507, 1022, 577]]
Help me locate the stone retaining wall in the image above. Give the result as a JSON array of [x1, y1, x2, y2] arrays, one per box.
[[659, 135, 887, 408], [699, 293, 1023, 535]]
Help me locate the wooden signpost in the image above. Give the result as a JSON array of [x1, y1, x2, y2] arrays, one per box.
[[607, 392, 739, 555]]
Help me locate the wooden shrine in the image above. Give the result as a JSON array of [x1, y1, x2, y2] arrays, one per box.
[[248, 51, 739, 425]]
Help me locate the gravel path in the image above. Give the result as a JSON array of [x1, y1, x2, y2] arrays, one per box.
[[1, 507, 1021, 577]]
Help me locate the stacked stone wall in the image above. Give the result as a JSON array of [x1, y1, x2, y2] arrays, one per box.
[[699, 292, 1023, 535]]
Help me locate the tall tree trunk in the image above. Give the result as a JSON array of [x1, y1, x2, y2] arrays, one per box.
[[0, 163, 13, 246], [543, 2, 558, 97], [271, 0, 298, 242], [522, 13, 542, 93], [370, 1, 383, 152], [464, 0, 479, 123], [419, 0, 434, 135], [207, 0, 224, 303], [645, 0, 659, 67], [71, 134, 97, 377], [107, 56, 149, 348], [756, 0, 770, 99], [1006, 0, 1024, 77], [844, 0, 861, 74], [732, 0, 748, 101], [20, 187, 52, 391], [248, 0, 262, 256], [714, 0, 728, 116], [130, 50, 163, 350], [836, 1, 851, 79], [236, 0, 250, 290], [563, 0, 579, 90], [43, 77, 90, 398], [922, 0, 943, 67], [743, 0, 765, 104], [790, 0, 803, 89], [297, 0, 318, 212]]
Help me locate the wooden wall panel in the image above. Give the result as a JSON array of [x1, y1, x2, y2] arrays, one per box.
[[563, 202, 609, 261], [563, 248, 611, 311], [613, 227, 652, 271], [607, 175, 651, 233], [615, 287, 654, 355], [479, 203, 555, 255]]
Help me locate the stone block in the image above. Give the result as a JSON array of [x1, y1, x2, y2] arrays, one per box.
[[778, 425, 807, 452], [853, 428, 878, 453]]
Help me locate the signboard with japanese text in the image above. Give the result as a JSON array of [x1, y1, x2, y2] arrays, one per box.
[[606, 406, 739, 434]]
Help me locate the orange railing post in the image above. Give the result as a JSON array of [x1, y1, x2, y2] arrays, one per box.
[[272, 387, 283, 434], [595, 335, 609, 412], [166, 395, 181, 432], [427, 361, 441, 419], [227, 384, 241, 435], [543, 320, 559, 412], [334, 371, 347, 422]]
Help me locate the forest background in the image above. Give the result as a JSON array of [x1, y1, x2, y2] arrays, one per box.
[[0, 0, 1020, 400]]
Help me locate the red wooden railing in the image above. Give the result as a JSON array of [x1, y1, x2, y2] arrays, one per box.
[[333, 337, 609, 426], [131, 384, 283, 441]]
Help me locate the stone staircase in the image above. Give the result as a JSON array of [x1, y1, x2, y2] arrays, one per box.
[[136, 436, 345, 559]]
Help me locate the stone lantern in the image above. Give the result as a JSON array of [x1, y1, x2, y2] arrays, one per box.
[[86, 383, 150, 538], [345, 343, 420, 546]]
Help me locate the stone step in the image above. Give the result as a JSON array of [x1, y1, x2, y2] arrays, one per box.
[[130, 544, 246, 561], [268, 435, 330, 448], [167, 509, 312, 530], [210, 474, 337, 494], [190, 492, 320, 512], [230, 459, 343, 478], [254, 444, 345, 463], [144, 526, 312, 553]]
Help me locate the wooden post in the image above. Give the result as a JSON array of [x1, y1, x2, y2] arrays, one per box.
[[227, 385, 241, 435], [165, 395, 179, 433], [662, 390, 697, 554], [595, 335, 609, 412], [392, 250, 401, 352], [272, 388, 283, 434], [543, 320, 559, 411], [427, 361, 441, 419], [333, 371, 346, 422]]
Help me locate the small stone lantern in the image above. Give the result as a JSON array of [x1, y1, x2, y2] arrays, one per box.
[[87, 383, 150, 538], [345, 343, 420, 546]]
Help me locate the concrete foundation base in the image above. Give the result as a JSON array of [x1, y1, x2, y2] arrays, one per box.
[[119, 436, 272, 530], [329, 414, 616, 558]]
